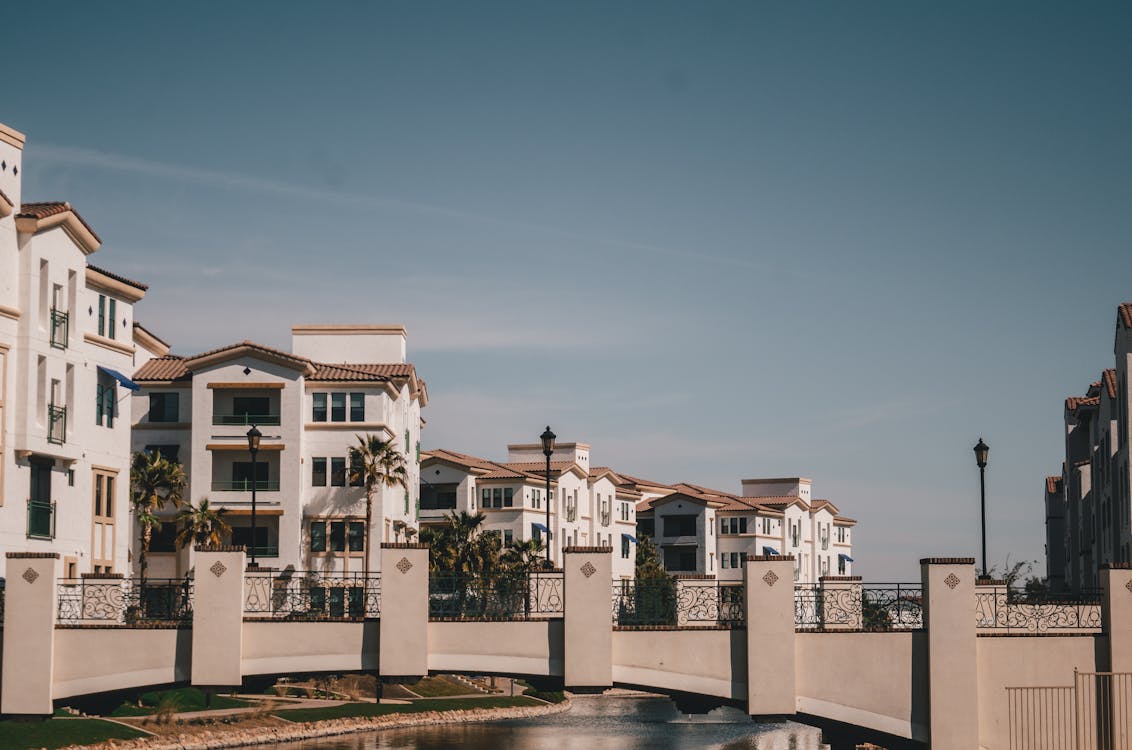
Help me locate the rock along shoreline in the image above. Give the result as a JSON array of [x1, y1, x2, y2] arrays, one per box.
[[70, 699, 571, 750]]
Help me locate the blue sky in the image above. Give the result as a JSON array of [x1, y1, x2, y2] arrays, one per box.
[[5, 2, 1131, 579]]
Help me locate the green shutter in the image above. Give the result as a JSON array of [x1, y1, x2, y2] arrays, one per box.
[[97, 295, 105, 336], [108, 298, 117, 340]]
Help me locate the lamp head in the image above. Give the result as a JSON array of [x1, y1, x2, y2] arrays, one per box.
[[540, 426, 556, 457], [247, 425, 262, 453], [973, 437, 989, 469]]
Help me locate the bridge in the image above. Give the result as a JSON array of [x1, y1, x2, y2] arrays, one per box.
[[4, 545, 1131, 750]]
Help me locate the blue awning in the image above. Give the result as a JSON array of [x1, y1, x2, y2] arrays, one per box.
[[839, 553, 854, 563], [763, 546, 780, 555], [98, 366, 140, 391], [531, 522, 549, 533], [621, 533, 638, 543]]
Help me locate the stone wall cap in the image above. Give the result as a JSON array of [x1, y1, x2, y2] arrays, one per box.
[[195, 545, 246, 552], [745, 554, 795, 562], [81, 572, 124, 579], [6, 552, 60, 558], [975, 578, 1008, 586], [245, 565, 278, 573], [1102, 562, 1132, 570], [919, 557, 976, 565], [563, 546, 612, 553], [819, 575, 862, 582], [380, 542, 429, 549], [673, 573, 717, 580]]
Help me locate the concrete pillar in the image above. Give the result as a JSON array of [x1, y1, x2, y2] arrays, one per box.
[[1101, 562, 1132, 673], [920, 557, 979, 750], [191, 546, 246, 688], [2, 553, 59, 716], [379, 543, 429, 679], [817, 575, 862, 630], [744, 554, 796, 716], [563, 546, 612, 689]]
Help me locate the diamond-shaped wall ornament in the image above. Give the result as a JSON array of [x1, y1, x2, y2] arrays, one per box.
[[396, 557, 413, 574], [1125, 579, 1132, 594], [22, 567, 40, 584], [580, 561, 597, 578], [945, 573, 961, 590], [762, 570, 779, 587], [210, 560, 227, 578]]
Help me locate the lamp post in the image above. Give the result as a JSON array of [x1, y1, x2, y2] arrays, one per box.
[[247, 425, 262, 567], [540, 426, 556, 565], [973, 437, 989, 579]]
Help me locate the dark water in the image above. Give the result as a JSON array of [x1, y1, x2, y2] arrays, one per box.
[[271, 696, 826, 750]]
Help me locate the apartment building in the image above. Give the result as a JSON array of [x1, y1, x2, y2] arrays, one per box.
[[0, 121, 151, 576], [1046, 304, 1132, 591], [130, 325, 426, 577], [421, 441, 855, 582]]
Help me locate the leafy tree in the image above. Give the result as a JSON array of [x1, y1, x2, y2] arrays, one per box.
[[175, 498, 232, 549], [625, 536, 676, 625], [348, 434, 409, 577], [130, 450, 186, 583], [501, 538, 548, 617]]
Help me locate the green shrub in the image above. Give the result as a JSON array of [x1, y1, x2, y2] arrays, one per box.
[[522, 688, 566, 703]]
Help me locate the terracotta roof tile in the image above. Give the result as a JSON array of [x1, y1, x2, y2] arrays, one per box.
[[309, 362, 417, 382], [1066, 396, 1100, 412], [187, 340, 312, 369], [1104, 369, 1118, 400], [1046, 476, 1063, 494], [1120, 303, 1132, 330], [133, 356, 190, 381], [87, 263, 148, 291], [17, 201, 101, 243]]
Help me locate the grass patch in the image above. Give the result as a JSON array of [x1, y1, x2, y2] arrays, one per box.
[[404, 676, 475, 698], [275, 696, 540, 722], [523, 688, 566, 703], [109, 687, 249, 716], [0, 718, 146, 749]]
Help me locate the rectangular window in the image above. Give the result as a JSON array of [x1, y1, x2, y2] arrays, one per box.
[[503, 488, 513, 507], [310, 521, 327, 552], [492, 488, 502, 508], [97, 295, 106, 336], [721, 553, 729, 568], [416, 441, 420, 462], [481, 488, 490, 509], [504, 529, 513, 546], [349, 392, 365, 422], [621, 536, 630, 559], [233, 396, 269, 422], [312, 457, 327, 486], [231, 461, 268, 489], [405, 430, 410, 452], [330, 393, 346, 422], [108, 298, 117, 340], [732, 552, 740, 568], [331, 457, 346, 486], [349, 453, 364, 487], [663, 515, 697, 537], [95, 373, 115, 428], [312, 393, 327, 422], [404, 490, 409, 515], [329, 521, 346, 552], [348, 521, 365, 552], [232, 525, 268, 550], [149, 393, 179, 423]]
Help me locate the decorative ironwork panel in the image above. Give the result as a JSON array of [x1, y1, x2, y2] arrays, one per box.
[[795, 583, 922, 631], [243, 571, 380, 620], [974, 588, 1102, 632], [612, 579, 744, 627], [57, 578, 194, 625], [428, 571, 563, 620]]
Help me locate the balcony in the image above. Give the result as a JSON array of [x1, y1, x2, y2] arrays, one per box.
[[600, 509, 611, 526], [47, 404, 67, 445], [821, 535, 829, 551], [566, 505, 577, 522], [213, 413, 281, 426], [212, 480, 281, 492], [27, 499, 55, 539], [50, 307, 69, 349]]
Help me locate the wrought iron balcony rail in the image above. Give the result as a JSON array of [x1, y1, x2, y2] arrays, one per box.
[[613, 578, 744, 628], [974, 588, 1102, 632], [27, 499, 55, 540], [47, 403, 67, 445], [565, 506, 577, 522], [212, 413, 281, 426], [211, 480, 281, 492], [429, 571, 564, 620], [794, 583, 923, 631], [600, 510, 611, 526], [57, 577, 194, 625], [50, 307, 69, 349], [243, 571, 380, 620]]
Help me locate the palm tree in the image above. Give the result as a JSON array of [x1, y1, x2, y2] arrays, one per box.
[[130, 450, 186, 583], [501, 538, 547, 617], [175, 498, 232, 549], [348, 434, 409, 576]]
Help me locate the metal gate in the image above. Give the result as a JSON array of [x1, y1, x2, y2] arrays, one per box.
[[1008, 672, 1132, 750]]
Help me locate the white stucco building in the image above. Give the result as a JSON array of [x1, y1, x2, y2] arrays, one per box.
[[0, 120, 152, 577], [130, 325, 426, 577]]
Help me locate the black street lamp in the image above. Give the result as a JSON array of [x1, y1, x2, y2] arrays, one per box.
[[247, 425, 262, 567], [973, 437, 990, 578], [540, 426, 556, 565]]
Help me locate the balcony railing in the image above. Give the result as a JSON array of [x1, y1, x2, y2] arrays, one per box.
[[47, 403, 67, 445], [244, 571, 380, 620], [612, 578, 744, 628], [429, 571, 564, 620], [975, 587, 1102, 632], [27, 499, 55, 539], [212, 480, 281, 492], [246, 545, 279, 558], [566, 505, 577, 522], [794, 583, 923, 631], [820, 535, 829, 551], [58, 577, 194, 625], [212, 413, 281, 426], [600, 509, 611, 526], [50, 307, 69, 349]]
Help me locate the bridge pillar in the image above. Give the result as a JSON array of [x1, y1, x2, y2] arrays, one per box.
[[191, 545, 246, 688], [2, 552, 59, 716], [1101, 562, 1132, 672], [743, 554, 796, 716], [920, 557, 978, 750], [380, 543, 429, 679], [563, 546, 612, 690]]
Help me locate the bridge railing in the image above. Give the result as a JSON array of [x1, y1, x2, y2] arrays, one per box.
[[974, 585, 1102, 633], [794, 582, 923, 631], [612, 577, 744, 628], [243, 570, 380, 620], [428, 570, 564, 620], [57, 575, 194, 626]]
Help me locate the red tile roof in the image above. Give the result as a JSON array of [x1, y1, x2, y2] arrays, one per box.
[[422, 449, 544, 481], [1066, 396, 1100, 412], [1119, 303, 1132, 330], [17, 201, 101, 243], [1104, 369, 1118, 400], [133, 356, 190, 381], [87, 263, 148, 291], [1046, 476, 1063, 494]]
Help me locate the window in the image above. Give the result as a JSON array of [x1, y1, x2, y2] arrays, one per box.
[[95, 372, 116, 428], [331, 393, 346, 422], [405, 430, 410, 452], [232, 526, 268, 552], [310, 521, 327, 552], [504, 488, 513, 507], [621, 536, 630, 559], [532, 489, 541, 509], [97, 295, 105, 336], [150, 524, 177, 553], [638, 517, 655, 537], [720, 517, 747, 535], [721, 553, 729, 569], [350, 393, 365, 422], [108, 298, 117, 339], [349, 453, 364, 487], [493, 488, 502, 508], [662, 515, 697, 537], [312, 457, 327, 486], [348, 521, 365, 552], [416, 441, 420, 463], [92, 470, 116, 572], [731, 552, 741, 568], [28, 457, 54, 539], [312, 393, 327, 422], [838, 556, 846, 575], [331, 457, 346, 486], [149, 393, 179, 423], [404, 490, 409, 514], [329, 521, 346, 551], [145, 445, 180, 463], [482, 488, 490, 508], [233, 396, 269, 422], [504, 529, 513, 546], [232, 461, 268, 490]]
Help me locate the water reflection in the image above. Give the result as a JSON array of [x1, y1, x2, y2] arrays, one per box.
[[272, 696, 824, 750]]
